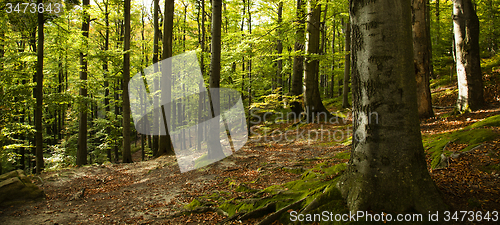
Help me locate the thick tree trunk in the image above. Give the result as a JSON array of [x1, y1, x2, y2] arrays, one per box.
[[290, 0, 306, 117], [159, 0, 175, 156], [453, 0, 484, 111], [35, 0, 45, 173], [304, 0, 331, 122], [77, 0, 90, 167], [207, 0, 225, 160], [122, 0, 133, 163], [412, 0, 434, 118], [342, 19, 351, 108], [338, 0, 447, 214]]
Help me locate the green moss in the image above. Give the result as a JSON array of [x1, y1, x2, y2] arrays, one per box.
[[466, 114, 500, 129], [282, 167, 306, 174], [424, 128, 498, 169], [184, 198, 202, 210], [334, 151, 351, 160], [235, 184, 259, 193]]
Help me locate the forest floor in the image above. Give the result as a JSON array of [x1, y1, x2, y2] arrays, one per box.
[[1, 75, 500, 224]]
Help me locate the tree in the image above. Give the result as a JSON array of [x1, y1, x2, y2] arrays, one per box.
[[304, 0, 331, 121], [412, 0, 434, 118], [338, 0, 447, 213], [341, 19, 350, 108], [159, 0, 175, 156], [289, 0, 306, 117], [453, 0, 484, 111], [77, 0, 90, 166], [122, 0, 133, 163], [152, 0, 160, 156], [207, 0, 226, 160], [35, 0, 45, 173]]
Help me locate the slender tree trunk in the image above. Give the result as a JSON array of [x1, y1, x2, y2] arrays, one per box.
[[77, 0, 90, 166], [290, 0, 306, 117], [104, 0, 112, 162], [412, 0, 434, 118], [330, 21, 335, 98], [338, 0, 447, 214], [159, 0, 175, 156], [435, 0, 440, 46], [319, 1, 328, 96], [276, 2, 283, 94], [342, 19, 351, 108], [207, 0, 225, 160], [122, 0, 133, 163], [35, 0, 45, 173], [152, 0, 160, 156], [304, 0, 331, 122], [453, 0, 484, 111]]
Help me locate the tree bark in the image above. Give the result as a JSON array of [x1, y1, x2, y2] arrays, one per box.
[[276, 2, 283, 94], [290, 0, 306, 117], [453, 0, 484, 111], [103, 0, 112, 162], [35, 0, 45, 173], [208, 0, 225, 160], [330, 21, 335, 98], [342, 19, 351, 108], [160, 0, 175, 156], [338, 0, 447, 214], [152, 0, 160, 157], [77, 0, 90, 167], [122, 0, 133, 163], [304, 0, 331, 122], [412, 0, 434, 118]]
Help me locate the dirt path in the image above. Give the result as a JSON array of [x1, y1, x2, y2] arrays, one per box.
[[1, 103, 499, 224]]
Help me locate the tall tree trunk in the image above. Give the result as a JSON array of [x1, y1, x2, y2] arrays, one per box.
[[276, 2, 283, 94], [435, 0, 440, 46], [207, 0, 225, 160], [122, 0, 133, 163], [412, 0, 434, 118], [290, 0, 306, 117], [77, 0, 90, 166], [35, 0, 45, 173], [160, 0, 175, 156], [104, 0, 112, 162], [338, 0, 447, 213], [341, 19, 351, 108], [453, 0, 484, 111], [330, 21, 335, 98], [304, 0, 331, 122], [152, 0, 160, 156], [319, 1, 328, 95]]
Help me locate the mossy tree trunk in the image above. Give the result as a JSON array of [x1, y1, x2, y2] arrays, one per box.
[[412, 0, 434, 118], [338, 0, 447, 214], [453, 0, 484, 112]]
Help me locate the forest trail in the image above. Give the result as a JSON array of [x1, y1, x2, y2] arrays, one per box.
[[1, 97, 500, 224]]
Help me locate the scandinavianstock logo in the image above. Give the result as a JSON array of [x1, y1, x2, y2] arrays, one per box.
[[128, 51, 248, 173]]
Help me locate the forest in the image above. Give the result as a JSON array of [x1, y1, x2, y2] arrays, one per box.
[[0, 0, 500, 224]]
